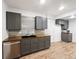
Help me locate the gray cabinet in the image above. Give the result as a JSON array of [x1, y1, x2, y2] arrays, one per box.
[[43, 18, 47, 29], [45, 36, 50, 48], [38, 38, 45, 50], [61, 20, 69, 30], [61, 32, 72, 42], [56, 19, 65, 25], [56, 19, 69, 30], [35, 16, 47, 30], [31, 38, 39, 52], [20, 36, 50, 56], [20, 38, 31, 55], [6, 12, 21, 31]]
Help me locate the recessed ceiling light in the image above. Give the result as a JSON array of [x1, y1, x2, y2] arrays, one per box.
[[59, 6, 64, 11], [40, 0, 45, 5]]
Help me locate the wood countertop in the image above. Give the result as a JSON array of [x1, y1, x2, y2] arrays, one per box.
[[3, 35, 50, 43], [3, 36, 22, 43]]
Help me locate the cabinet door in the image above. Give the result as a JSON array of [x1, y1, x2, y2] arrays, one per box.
[[64, 20, 69, 30], [45, 37, 50, 48], [61, 33, 69, 42], [35, 16, 47, 30], [38, 38, 45, 50], [35, 16, 43, 30], [68, 33, 72, 42], [20, 38, 31, 55], [14, 13, 21, 31], [6, 12, 21, 31], [6, 12, 15, 31], [30, 38, 39, 52], [43, 18, 47, 29]]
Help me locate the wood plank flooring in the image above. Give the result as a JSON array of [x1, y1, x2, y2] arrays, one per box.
[[20, 42, 75, 59]]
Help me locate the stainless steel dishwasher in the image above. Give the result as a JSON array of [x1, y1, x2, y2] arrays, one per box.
[[3, 41, 20, 59]]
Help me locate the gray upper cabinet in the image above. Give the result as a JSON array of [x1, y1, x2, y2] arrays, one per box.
[[61, 20, 69, 30], [55, 19, 69, 30], [35, 16, 47, 30], [6, 12, 21, 31], [56, 19, 65, 25], [43, 18, 47, 29]]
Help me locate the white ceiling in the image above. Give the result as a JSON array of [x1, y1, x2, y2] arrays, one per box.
[[60, 15, 76, 20], [5, 0, 76, 17]]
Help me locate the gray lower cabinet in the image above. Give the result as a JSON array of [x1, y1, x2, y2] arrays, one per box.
[[30, 38, 39, 52], [38, 38, 45, 50], [45, 37, 50, 48], [20, 36, 50, 56], [20, 38, 31, 55], [61, 32, 72, 42]]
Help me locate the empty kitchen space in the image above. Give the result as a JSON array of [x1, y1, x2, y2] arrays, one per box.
[[2, 0, 76, 59]]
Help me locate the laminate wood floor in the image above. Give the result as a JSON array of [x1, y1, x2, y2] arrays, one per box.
[[20, 42, 76, 59]]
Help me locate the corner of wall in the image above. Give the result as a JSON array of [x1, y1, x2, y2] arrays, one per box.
[[2, 0, 8, 40]]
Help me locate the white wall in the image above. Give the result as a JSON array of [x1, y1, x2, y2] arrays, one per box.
[[2, 0, 8, 40], [45, 18, 61, 42], [21, 16, 35, 35], [69, 19, 76, 42]]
